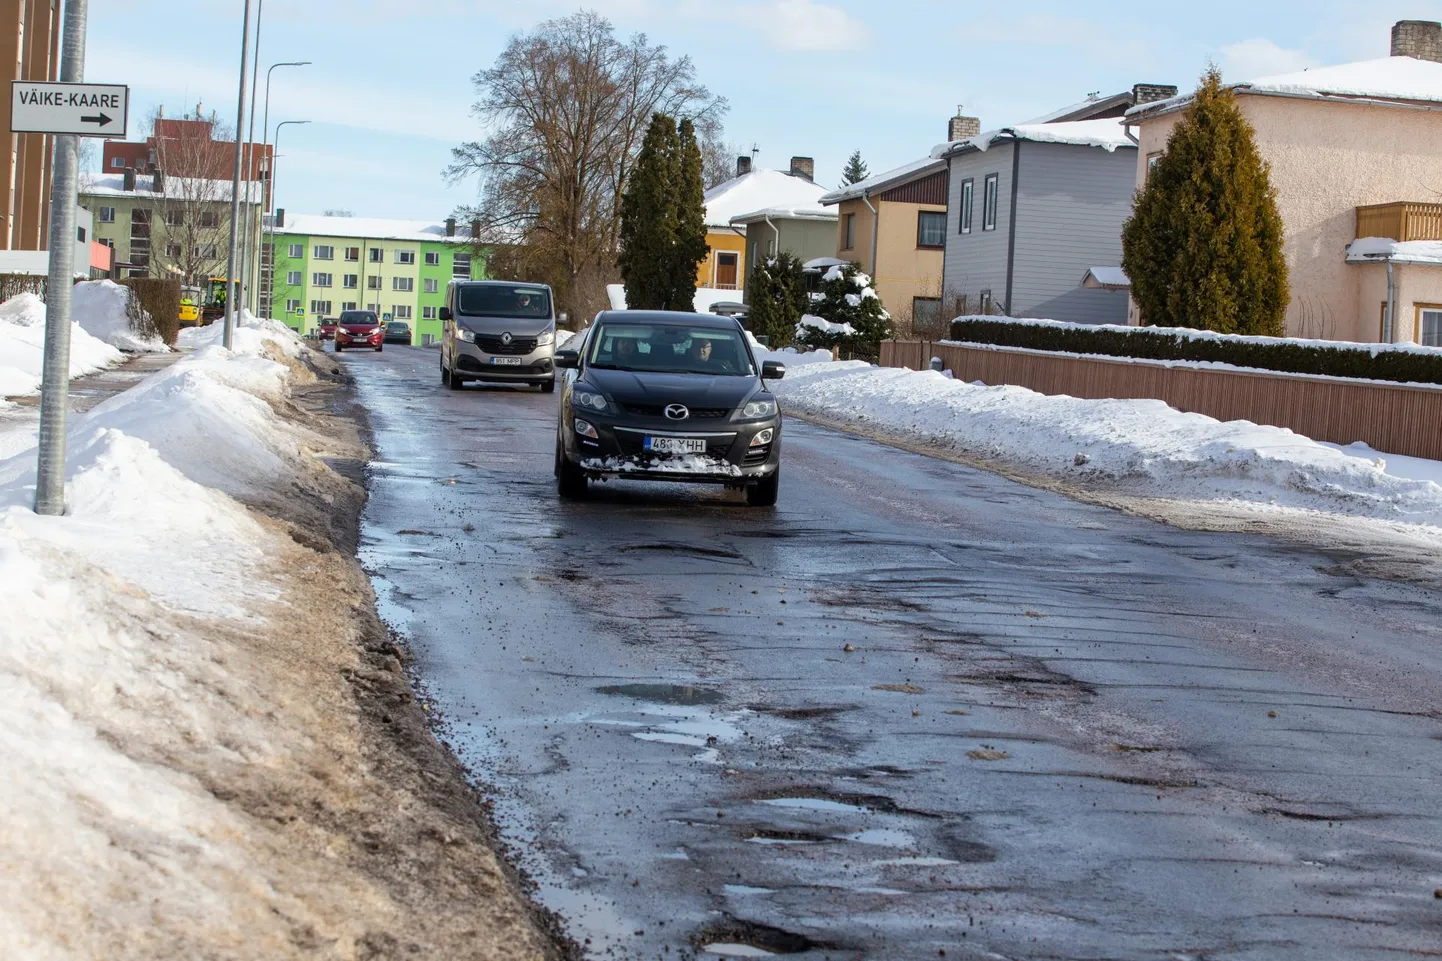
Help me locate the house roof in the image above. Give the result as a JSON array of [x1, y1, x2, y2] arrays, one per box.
[[80, 172, 264, 203], [1346, 236, 1442, 266], [704, 168, 828, 229], [728, 204, 837, 226], [932, 118, 1136, 159], [1127, 56, 1442, 121], [1081, 266, 1131, 289], [818, 156, 946, 205], [273, 213, 475, 243], [1023, 91, 1134, 124]]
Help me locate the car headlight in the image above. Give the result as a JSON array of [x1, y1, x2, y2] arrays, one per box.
[[455, 327, 476, 344], [572, 389, 610, 413], [741, 398, 777, 419], [750, 428, 775, 447], [537, 326, 556, 347]]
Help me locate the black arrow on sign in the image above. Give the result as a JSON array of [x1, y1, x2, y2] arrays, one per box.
[[80, 112, 112, 126]]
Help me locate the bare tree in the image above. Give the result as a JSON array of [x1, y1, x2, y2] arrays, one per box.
[[143, 112, 246, 287], [447, 10, 727, 320], [702, 137, 744, 189]]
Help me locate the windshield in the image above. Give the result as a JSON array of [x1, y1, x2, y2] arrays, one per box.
[[457, 285, 551, 319], [386, 322, 408, 330], [339, 311, 378, 325], [587, 323, 754, 376]]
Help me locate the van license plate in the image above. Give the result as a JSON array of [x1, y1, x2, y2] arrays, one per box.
[[489, 356, 523, 366], [646, 437, 706, 454]]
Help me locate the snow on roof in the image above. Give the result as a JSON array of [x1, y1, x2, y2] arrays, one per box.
[[274, 213, 474, 243], [728, 204, 837, 225], [818, 156, 945, 204], [932, 119, 1135, 158], [1081, 266, 1131, 289], [1022, 91, 1132, 125], [704, 168, 828, 229], [81, 172, 263, 203], [1346, 236, 1442, 266], [1128, 56, 1442, 120]]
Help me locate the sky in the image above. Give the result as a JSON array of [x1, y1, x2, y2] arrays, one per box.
[[84, 0, 1442, 222]]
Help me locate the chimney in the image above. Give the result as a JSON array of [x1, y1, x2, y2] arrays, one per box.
[[1131, 83, 1179, 105], [275, 207, 285, 229], [789, 156, 814, 182], [1392, 20, 1442, 62], [122, 166, 136, 191], [948, 107, 981, 142], [736, 155, 752, 177], [445, 217, 456, 237]]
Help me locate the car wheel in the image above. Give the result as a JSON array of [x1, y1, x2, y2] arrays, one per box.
[[440, 355, 449, 386], [446, 364, 464, 390], [556, 442, 587, 499], [375, 344, 383, 352], [334, 342, 343, 352], [541, 378, 556, 394], [746, 468, 780, 507]]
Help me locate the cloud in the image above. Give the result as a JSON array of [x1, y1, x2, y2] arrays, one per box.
[[1217, 38, 1322, 82], [747, 0, 869, 52]]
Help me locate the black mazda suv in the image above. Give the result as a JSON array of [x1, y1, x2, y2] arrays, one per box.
[[553, 311, 786, 506]]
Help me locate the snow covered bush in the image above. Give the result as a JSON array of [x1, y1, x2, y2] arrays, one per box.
[[73, 280, 168, 353], [745, 252, 806, 348], [794, 263, 893, 359]]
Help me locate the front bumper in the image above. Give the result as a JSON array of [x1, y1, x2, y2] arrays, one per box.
[[565, 415, 781, 484], [454, 339, 555, 381], [337, 329, 383, 347]]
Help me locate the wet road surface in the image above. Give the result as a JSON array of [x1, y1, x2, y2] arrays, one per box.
[[348, 345, 1442, 960]]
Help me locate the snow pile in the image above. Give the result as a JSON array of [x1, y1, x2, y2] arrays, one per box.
[[177, 308, 306, 360], [582, 454, 743, 477], [71, 280, 168, 353], [0, 293, 124, 399], [1242, 55, 1442, 104], [768, 359, 1442, 531], [1347, 237, 1442, 266], [933, 118, 1135, 158], [799, 314, 857, 337], [704, 167, 829, 228]]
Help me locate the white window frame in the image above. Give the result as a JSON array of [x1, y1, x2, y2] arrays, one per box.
[[342, 301, 358, 312], [286, 270, 302, 286], [98, 206, 116, 223], [310, 299, 332, 316], [423, 277, 440, 294], [982, 173, 999, 232], [424, 250, 441, 266], [312, 272, 333, 287], [1418, 306, 1442, 347], [392, 276, 414, 292], [343, 274, 359, 289], [959, 179, 973, 234], [288, 243, 304, 258], [285, 298, 302, 314], [366, 302, 380, 313], [452, 253, 471, 279], [394, 249, 416, 265], [313, 244, 335, 260], [392, 304, 413, 320], [368, 247, 384, 263], [367, 275, 383, 290], [344, 246, 361, 262], [422, 305, 438, 320]]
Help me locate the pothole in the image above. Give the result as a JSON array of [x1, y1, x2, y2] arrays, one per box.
[[595, 683, 726, 706], [618, 542, 744, 560], [751, 704, 856, 720], [750, 786, 905, 814], [744, 828, 834, 845], [694, 919, 829, 956]]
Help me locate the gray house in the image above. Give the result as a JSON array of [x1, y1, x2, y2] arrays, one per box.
[[731, 204, 838, 287], [938, 119, 1138, 324]]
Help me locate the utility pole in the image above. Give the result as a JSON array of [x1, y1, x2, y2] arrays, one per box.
[[238, 0, 264, 317], [223, 0, 255, 349], [33, 0, 89, 516]]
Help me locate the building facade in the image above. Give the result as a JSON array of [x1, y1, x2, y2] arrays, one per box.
[[702, 159, 826, 297], [265, 214, 484, 344], [1, 0, 61, 253]]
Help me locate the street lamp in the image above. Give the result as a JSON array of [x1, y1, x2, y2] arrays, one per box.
[[265, 119, 310, 327], [222, 0, 256, 350], [247, 60, 310, 312]]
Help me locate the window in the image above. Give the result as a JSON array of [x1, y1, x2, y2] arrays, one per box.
[[343, 274, 359, 289], [368, 247, 384, 263], [912, 297, 943, 330], [76, 226, 86, 243], [165, 243, 182, 258], [392, 276, 414, 292], [367, 275, 383, 290], [959, 179, 973, 234], [195, 244, 218, 259], [285, 270, 302, 286], [425, 251, 441, 266], [314, 244, 334, 260], [422, 305, 438, 320], [423, 277, 439, 294], [164, 209, 184, 227], [452, 253, 471, 279], [392, 304, 412, 320], [199, 210, 219, 228], [982, 174, 999, 231], [345, 246, 360, 261], [110, 157, 123, 168], [395, 249, 416, 265], [843, 213, 855, 250], [312, 272, 333, 287], [366, 302, 380, 313], [342, 301, 358, 312], [979, 289, 993, 314], [98, 206, 115, 223], [1419, 307, 1442, 347], [285, 299, 302, 314], [310, 299, 332, 316], [288, 243, 303, 258], [917, 211, 946, 248]]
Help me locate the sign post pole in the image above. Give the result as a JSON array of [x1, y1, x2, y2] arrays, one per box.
[[223, 0, 256, 351], [32, 0, 90, 516]]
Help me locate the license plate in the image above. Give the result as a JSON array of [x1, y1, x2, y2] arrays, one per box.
[[489, 356, 523, 366], [645, 436, 706, 454]]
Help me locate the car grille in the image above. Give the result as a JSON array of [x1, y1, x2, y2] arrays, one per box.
[[476, 334, 537, 355], [622, 404, 731, 419], [744, 444, 772, 467]]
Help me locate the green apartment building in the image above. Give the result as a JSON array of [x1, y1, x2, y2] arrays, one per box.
[[265, 213, 485, 344]]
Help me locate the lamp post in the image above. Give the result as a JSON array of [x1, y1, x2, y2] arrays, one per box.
[[236, 0, 264, 316], [222, 0, 256, 350], [249, 60, 309, 313], [266, 119, 309, 326]]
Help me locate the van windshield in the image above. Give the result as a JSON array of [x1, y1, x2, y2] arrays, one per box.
[[457, 285, 551, 318]]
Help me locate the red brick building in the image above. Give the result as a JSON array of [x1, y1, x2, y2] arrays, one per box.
[[102, 115, 271, 184]]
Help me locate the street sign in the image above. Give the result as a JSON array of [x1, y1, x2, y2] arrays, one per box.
[[295, 307, 306, 317], [10, 81, 128, 137], [383, 313, 392, 322]]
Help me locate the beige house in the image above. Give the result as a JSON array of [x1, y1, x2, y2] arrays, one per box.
[[820, 157, 949, 336], [1125, 20, 1442, 345]]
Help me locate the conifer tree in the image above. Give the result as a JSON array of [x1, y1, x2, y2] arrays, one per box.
[[619, 114, 680, 309], [796, 263, 893, 358], [669, 118, 708, 310], [1122, 66, 1288, 335], [839, 150, 869, 187], [744, 253, 806, 347]]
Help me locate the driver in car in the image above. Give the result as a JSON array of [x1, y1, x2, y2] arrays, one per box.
[[686, 336, 714, 368], [613, 335, 639, 364]]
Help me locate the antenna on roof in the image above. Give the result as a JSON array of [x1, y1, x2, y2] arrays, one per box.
[[1086, 90, 1101, 100], [750, 143, 759, 160]]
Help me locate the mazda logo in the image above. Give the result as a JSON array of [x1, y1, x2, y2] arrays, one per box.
[[664, 404, 690, 420], [501, 331, 513, 345]]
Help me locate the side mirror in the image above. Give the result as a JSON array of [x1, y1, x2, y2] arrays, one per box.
[[761, 360, 786, 380], [438, 306, 452, 321], [554, 349, 580, 370]]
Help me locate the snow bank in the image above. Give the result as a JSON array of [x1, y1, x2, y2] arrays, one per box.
[[177, 309, 306, 360], [770, 359, 1442, 531], [0, 293, 124, 399], [799, 314, 857, 337], [71, 280, 168, 353]]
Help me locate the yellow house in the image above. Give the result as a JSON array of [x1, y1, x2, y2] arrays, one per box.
[[699, 158, 827, 300]]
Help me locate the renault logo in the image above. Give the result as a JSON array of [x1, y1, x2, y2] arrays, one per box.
[[501, 331, 513, 345], [664, 404, 690, 420]]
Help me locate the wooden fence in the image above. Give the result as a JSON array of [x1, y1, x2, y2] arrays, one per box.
[[881, 340, 1442, 461]]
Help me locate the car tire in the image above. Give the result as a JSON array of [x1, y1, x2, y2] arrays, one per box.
[[541, 378, 556, 394], [556, 442, 587, 499], [440, 355, 449, 386], [446, 363, 464, 390], [746, 468, 780, 507], [375, 344, 383, 352], [334, 342, 343, 352]]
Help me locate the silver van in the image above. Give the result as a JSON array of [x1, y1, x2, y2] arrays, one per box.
[[440, 280, 559, 392]]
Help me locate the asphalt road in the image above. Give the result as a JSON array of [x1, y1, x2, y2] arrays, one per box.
[[347, 345, 1442, 961]]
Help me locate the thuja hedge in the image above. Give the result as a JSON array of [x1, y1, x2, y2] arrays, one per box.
[[946, 317, 1442, 387]]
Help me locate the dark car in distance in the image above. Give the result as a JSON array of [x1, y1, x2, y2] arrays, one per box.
[[553, 311, 785, 506], [334, 310, 384, 352], [318, 318, 337, 340], [383, 320, 412, 344]]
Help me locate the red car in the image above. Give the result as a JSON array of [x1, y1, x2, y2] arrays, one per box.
[[318, 319, 337, 340], [334, 310, 384, 352]]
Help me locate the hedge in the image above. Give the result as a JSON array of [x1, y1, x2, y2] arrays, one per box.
[[0, 273, 47, 302], [946, 316, 1442, 386], [119, 277, 180, 347]]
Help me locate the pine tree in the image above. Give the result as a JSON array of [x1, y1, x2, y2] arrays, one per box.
[[669, 118, 708, 311], [744, 253, 806, 347], [619, 114, 680, 310], [796, 263, 893, 358], [1122, 66, 1288, 336], [839, 150, 869, 187]]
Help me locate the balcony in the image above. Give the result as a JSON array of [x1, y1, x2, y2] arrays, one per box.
[[1355, 202, 1442, 241]]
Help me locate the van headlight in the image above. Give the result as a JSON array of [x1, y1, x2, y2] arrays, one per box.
[[741, 398, 777, 419], [455, 327, 476, 344], [537, 326, 556, 347]]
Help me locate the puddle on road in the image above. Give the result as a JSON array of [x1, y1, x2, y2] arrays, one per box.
[[596, 683, 726, 705], [758, 797, 871, 814], [702, 945, 776, 958], [723, 884, 776, 896], [842, 828, 917, 849]]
